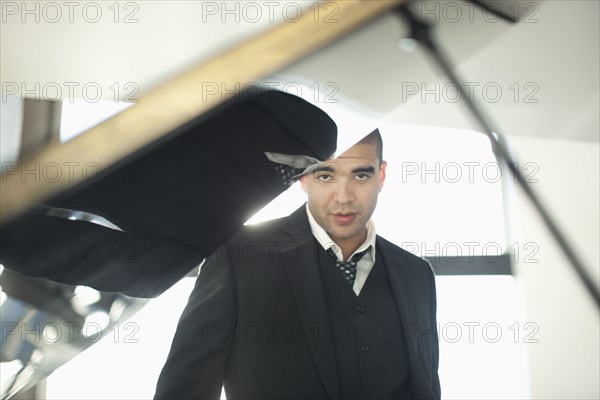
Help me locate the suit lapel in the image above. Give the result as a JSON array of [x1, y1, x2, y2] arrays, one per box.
[[280, 206, 340, 400], [378, 237, 436, 399]]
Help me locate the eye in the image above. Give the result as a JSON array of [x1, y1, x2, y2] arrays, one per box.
[[355, 173, 371, 181], [316, 173, 334, 182]]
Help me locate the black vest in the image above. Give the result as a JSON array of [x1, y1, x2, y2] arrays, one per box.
[[317, 241, 412, 400]]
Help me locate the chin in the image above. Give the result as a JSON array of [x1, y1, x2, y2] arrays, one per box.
[[331, 228, 359, 241]]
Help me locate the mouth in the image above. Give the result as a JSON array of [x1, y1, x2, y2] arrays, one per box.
[[332, 213, 357, 226]]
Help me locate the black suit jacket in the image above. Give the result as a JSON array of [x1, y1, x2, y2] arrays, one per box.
[[155, 206, 441, 399]]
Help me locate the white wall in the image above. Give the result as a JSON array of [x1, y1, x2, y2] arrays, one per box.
[[0, 95, 22, 167], [507, 135, 599, 399]]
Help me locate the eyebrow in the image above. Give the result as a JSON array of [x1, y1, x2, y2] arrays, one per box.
[[352, 166, 376, 174], [312, 165, 376, 174], [312, 165, 336, 174]]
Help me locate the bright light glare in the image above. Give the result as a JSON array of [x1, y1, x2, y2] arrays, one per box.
[[83, 311, 110, 335], [72, 286, 101, 307], [60, 99, 133, 143], [46, 278, 195, 399], [436, 275, 527, 399], [0, 360, 24, 393], [245, 183, 305, 225], [374, 123, 506, 255]]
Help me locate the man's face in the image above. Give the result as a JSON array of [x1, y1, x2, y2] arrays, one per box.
[[300, 142, 387, 247]]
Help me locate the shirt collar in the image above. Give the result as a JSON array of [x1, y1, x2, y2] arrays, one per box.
[[305, 203, 376, 262]]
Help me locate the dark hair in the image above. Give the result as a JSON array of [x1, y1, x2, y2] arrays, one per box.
[[357, 128, 383, 163]]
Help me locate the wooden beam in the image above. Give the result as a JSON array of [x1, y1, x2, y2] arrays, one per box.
[[0, 0, 402, 225]]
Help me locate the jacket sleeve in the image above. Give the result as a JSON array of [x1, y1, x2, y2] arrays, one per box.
[[154, 247, 237, 400]]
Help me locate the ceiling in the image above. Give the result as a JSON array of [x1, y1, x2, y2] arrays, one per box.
[[281, 0, 599, 143], [1, 0, 598, 145]]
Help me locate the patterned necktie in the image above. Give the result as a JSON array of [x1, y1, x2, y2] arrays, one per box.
[[326, 247, 369, 286], [274, 164, 305, 187]]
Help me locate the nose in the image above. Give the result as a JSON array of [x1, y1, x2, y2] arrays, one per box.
[[333, 179, 354, 204]]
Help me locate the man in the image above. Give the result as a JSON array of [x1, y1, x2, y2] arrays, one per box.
[[155, 129, 440, 399]]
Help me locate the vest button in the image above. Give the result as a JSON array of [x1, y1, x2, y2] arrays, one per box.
[[357, 304, 366, 313], [365, 386, 374, 394], [361, 344, 370, 352]]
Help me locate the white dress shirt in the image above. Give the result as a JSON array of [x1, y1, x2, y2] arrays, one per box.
[[305, 204, 377, 295]]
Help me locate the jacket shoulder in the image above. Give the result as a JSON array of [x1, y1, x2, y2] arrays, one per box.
[[377, 235, 436, 276]]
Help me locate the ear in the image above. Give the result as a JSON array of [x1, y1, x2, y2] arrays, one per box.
[[299, 175, 308, 193], [378, 161, 387, 192]]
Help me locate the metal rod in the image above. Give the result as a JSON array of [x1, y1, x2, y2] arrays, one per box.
[[395, 4, 600, 308]]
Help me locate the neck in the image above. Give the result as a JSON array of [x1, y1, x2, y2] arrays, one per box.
[[334, 230, 367, 260]]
